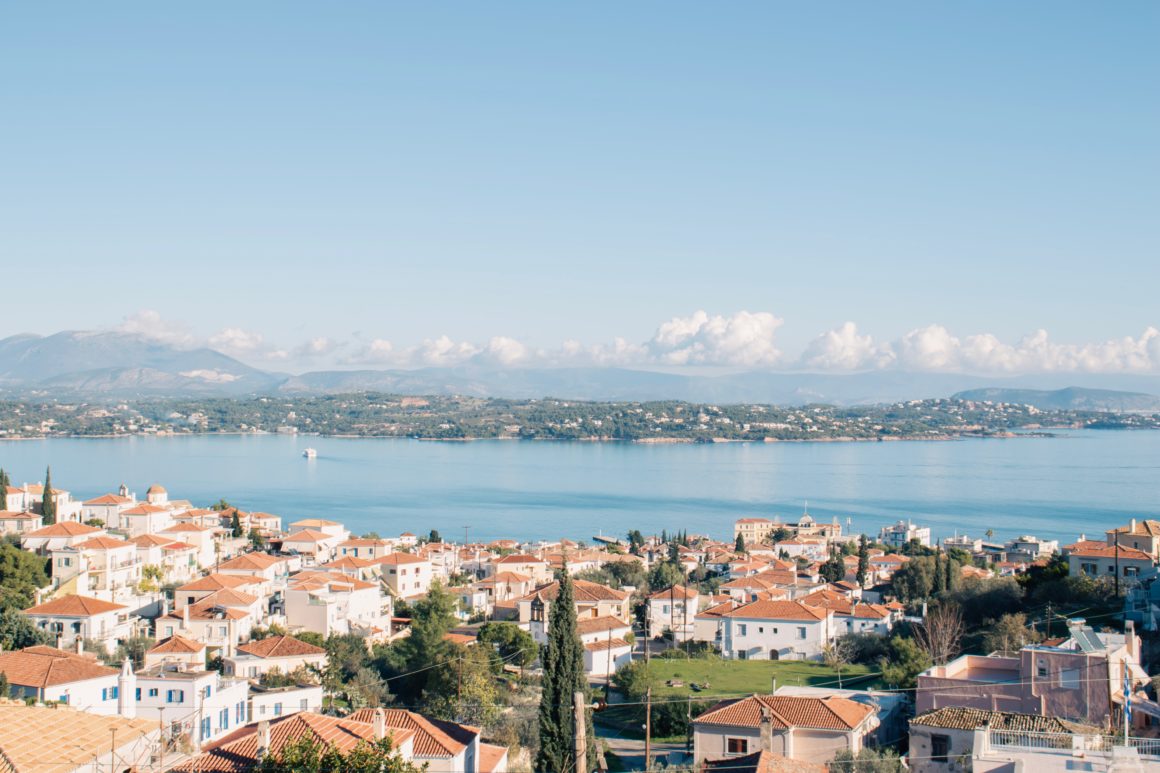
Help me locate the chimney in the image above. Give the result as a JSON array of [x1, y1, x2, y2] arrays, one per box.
[[256, 720, 272, 759], [117, 658, 136, 719], [182, 604, 190, 628], [759, 706, 773, 752], [74, 639, 83, 655], [373, 708, 387, 740], [1126, 620, 1137, 661], [1130, 518, 1137, 534]]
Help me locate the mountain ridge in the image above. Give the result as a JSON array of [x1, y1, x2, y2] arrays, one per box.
[[2, 330, 1160, 407]]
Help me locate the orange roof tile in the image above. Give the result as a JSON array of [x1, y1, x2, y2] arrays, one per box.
[[723, 600, 827, 621], [148, 635, 207, 654], [695, 694, 873, 731], [236, 635, 326, 659], [348, 708, 477, 758], [23, 594, 127, 617], [0, 646, 117, 687], [24, 522, 101, 538]]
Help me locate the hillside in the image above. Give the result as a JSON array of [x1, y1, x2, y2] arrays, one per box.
[[952, 386, 1160, 413]]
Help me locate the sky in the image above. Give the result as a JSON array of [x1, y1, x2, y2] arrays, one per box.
[[1, 3, 1157, 375]]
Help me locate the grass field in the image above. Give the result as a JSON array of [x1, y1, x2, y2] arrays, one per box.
[[642, 656, 880, 699]]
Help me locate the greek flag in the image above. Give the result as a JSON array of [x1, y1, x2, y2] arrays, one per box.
[[1124, 666, 1132, 725]]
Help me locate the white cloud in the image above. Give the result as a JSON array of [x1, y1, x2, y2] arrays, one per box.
[[647, 310, 784, 366], [478, 336, 530, 366], [293, 337, 339, 359], [414, 335, 481, 367], [799, 322, 891, 371], [209, 327, 266, 354], [114, 310, 196, 348]]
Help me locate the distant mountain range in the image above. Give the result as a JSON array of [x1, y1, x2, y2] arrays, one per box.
[[951, 387, 1160, 413], [3, 330, 1160, 408]]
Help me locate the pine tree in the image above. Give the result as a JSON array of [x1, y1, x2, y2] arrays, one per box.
[[537, 573, 597, 773], [735, 533, 746, 554], [41, 467, 56, 525], [0, 468, 8, 511], [933, 549, 946, 595], [945, 553, 956, 592], [856, 534, 870, 587], [231, 511, 243, 538]]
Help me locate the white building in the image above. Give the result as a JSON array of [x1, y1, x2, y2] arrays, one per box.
[[284, 570, 388, 638], [378, 552, 434, 599], [577, 616, 633, 677], [134, 662, 251, 747], [878, 520, 932, 549], [718, 600, 836, 661], [224, 634, 327, 680], [23, 594, 136, 654], [21, 521, 106, 554], [646, 584, 701, 643], [0, 645, 121, 713]]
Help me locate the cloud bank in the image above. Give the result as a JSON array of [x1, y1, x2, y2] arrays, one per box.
[[111, 310, 1160, 375]]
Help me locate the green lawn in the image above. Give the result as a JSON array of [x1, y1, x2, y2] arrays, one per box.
[[643, 656, 879, 699]]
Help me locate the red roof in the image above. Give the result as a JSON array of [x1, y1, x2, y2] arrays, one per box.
[[695, 694, 874, 731], [24, 594, 127, 617]]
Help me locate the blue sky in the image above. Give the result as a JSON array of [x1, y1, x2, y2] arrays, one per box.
[[1, 3, 1157, 373]]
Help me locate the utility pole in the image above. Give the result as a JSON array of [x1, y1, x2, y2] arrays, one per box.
[[644, 686, 652, 773], [573, 691, 588, 773]]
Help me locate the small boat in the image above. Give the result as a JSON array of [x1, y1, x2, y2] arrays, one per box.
[[302, 448, 317, 459]]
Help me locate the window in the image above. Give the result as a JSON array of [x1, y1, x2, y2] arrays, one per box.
[[1061, 668, 1080, 690], [736, 650, 748, 660], [149, 688, 159, 697], [1036, 660, 1048, 678], [300, 698, 309, 710], [219, 626, 228, 637], [165, 626, 174, 636], [758, 627, 764, 633], [135, 688, 141, 700], [738, 624, 747, 636], [797, 627, 807, 640], [166, 689, 185, 703], [187, 596, 196, 605], [101, 688, 109, 700], [726, 738, 748, 755], [204, 685, 212, 698], [236, 702, 247, 724], [931, 734, 949, 762], [662, 605, 670, 614], [274, 702, 283, 716], [219, 708, 229, 731], [200, 717, 211, 741]]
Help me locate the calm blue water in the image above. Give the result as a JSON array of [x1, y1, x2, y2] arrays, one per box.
[[0, 431, 1157, 544]]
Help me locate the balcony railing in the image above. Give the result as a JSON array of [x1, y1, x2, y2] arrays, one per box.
[[989, 729, 1160, 759]]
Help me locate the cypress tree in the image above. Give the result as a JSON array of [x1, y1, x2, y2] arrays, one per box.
[[856, 534, 870, 587], [0, 468, 8, 511], [933, 550, 946, 595], [734, 533, 746, 554], [946, 553, 956, 591], [41, 467, 56, 525], [231, 510, 243, 538], [536, 573, 596, 773]]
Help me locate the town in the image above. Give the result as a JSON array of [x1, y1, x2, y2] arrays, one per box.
[[2, 394, 1159, 441], [0, 469, 1155, 772]]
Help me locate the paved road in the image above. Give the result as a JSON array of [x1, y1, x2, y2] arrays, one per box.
[[595, 725, 689, 771]]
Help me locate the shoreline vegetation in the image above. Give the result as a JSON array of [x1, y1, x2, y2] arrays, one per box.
[[0, 392, 1156, 443]]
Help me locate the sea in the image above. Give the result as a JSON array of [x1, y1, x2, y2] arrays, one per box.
[[0, 430, 1157, 545]]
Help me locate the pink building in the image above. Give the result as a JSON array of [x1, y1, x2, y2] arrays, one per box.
[[916, 620, 1146, 729]]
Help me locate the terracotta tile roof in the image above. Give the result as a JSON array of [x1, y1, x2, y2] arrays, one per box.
[[322, 556, 377, 569], [723, 600, 826, 621], [217, 552, 284, 571], [444, 632, 476, 646], [283, 529, 334, 543], [348, 708, 477, 758], [146, 484, 167, 494], [196, 588, 260, 607], [179, 711, 414, 772], [121, 503, 169, 515], [162, 521, 212, 532], [162, 540, 198, 551], [74, 536, 133, 551], [494, 554, 546, 564], [82, 493, 134, 506], [1063, 540, 1154, 561], [647, 584, 698, 601], [696, 600, 737, 619], [490, 571, 531, 583], [290, 518, 341, 527], [0, 646, 118, 687], [178, 573, 263, 592], [523, 579, 629, 604], [24, 522, 101, 538], [703, 750, 826, 773], [376, 552, 427, 565], [911, 707, 1099, 734], [585, 638, 630, 652], [0, 511, 39, 520], [695, 694, 874, 731], [0, 704, 157, 772], [23, 594, 126, 617], [478, 742, 509, 773], [1110, 519, 1160, 537], [237, 635, 326, 659], [339, 538, 393, 548], [148, 635, 207, 654], [128, 534, 175, 547], [576, 616, 631, 636], [736, 518, 773, 524]]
